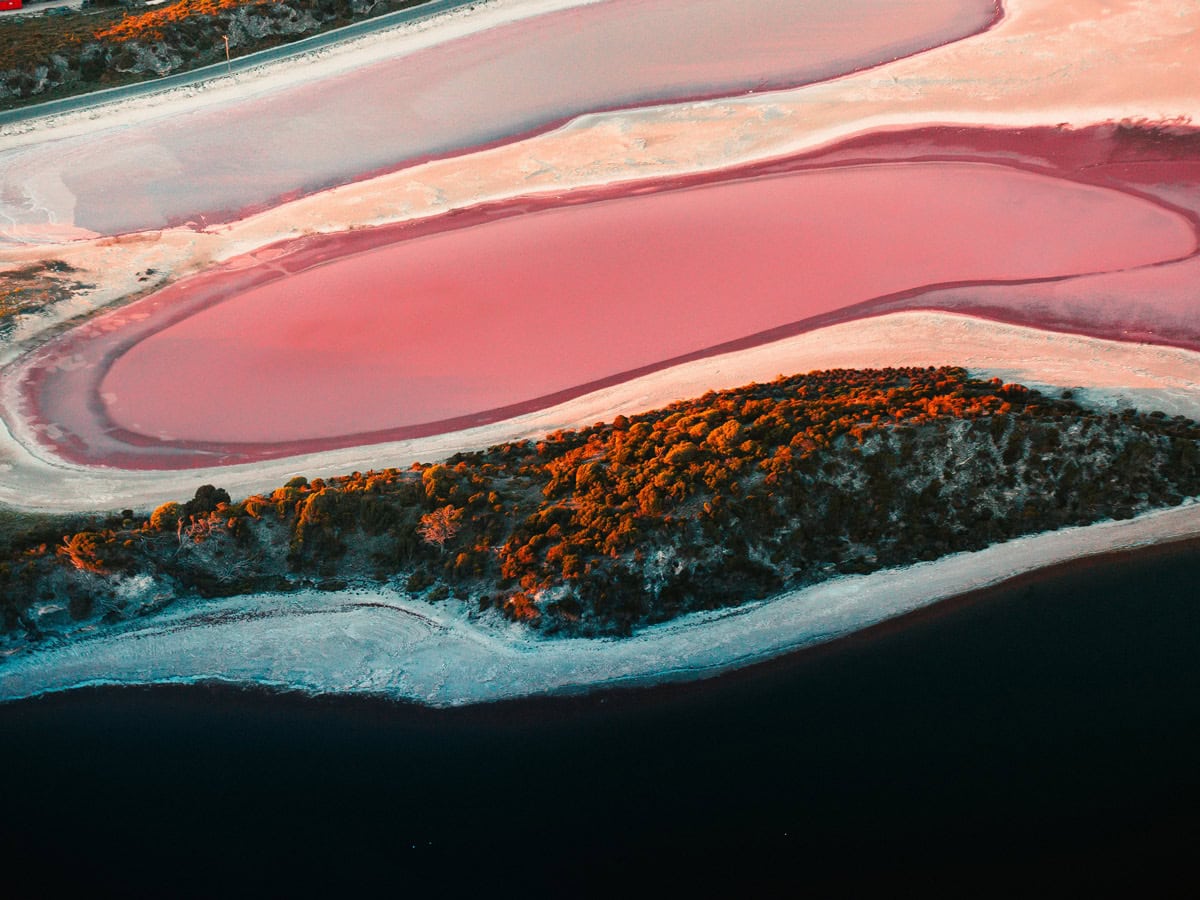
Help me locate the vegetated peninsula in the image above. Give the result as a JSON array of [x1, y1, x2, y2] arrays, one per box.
[[3, 366, 1199, 650]]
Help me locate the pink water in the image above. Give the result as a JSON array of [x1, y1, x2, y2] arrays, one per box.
[[95, 161, 1195, 446], [806, 127, 1200, 349], [0, 0, 997, 237]]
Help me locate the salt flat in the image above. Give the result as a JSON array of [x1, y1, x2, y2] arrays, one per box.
[[2, 0, 1199, 704]]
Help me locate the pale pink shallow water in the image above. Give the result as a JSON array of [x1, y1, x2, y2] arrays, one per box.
[[814, 126, 1200, 347], [0, 0, 997, 237], [91, 160, 1194, 448]]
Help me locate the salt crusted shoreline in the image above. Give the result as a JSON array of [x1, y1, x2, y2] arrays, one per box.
[[4, 310, 1200, 511], [5, 0, 1198, 273], [1, 497, 1195, 707]]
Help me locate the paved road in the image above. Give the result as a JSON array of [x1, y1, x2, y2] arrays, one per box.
[[0, 0, 470, 124]]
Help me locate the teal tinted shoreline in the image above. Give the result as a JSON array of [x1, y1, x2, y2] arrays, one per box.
[[2, 536, 1197, 891]]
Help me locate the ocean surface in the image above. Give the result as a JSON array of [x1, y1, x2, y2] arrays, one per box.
[[2, 540, 1198, 892]]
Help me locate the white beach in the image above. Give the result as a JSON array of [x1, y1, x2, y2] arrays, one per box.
[[1, 497, 1195, 706]]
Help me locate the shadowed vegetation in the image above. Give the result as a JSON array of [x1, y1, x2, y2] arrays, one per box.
[[3, 366, 1199, 644]]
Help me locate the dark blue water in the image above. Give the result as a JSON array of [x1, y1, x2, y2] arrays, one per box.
[[2, 540, 1199, 893]]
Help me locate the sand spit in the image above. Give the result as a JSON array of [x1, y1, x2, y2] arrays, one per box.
[[0, 0, 997, 237], [3, 310, 1200, 511], [1, 496, 1195, 707], [330, 0, 1200, 234], [3, 0, 1198, 254], [217, 0, 1200, 241]]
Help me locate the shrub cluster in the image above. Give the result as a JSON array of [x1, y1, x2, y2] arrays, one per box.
[[3, 367, 1199, 639]]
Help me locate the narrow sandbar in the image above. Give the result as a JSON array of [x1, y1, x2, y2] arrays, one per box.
[[3, 311, 1200, 511], [0, 0, 997, 237]]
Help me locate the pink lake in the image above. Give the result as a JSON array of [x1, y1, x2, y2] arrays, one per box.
[[69, 159, 1193, 460], [809, 125, 1200, 349], [0, 0, 997, 237]]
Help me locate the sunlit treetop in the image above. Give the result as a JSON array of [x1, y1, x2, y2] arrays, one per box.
[[95, 0, 273, 42]]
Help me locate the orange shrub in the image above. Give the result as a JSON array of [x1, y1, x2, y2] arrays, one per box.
[[96, 0, 272, 42]]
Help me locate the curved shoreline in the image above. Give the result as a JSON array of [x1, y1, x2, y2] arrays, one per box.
[[4, 1, 1197, 340], [2, 494, 1196, 707], [141, 0, 1007, 239], [4, 309, 1200, 512], [6, 539, 1199, 896], [6, 124, 1200, 471], [0, 0, 1000, 238]]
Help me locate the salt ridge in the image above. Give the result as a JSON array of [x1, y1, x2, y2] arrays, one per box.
[[4, 311, 1200, 511]]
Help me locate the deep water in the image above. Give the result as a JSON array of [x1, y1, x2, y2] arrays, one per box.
[[2, 540, 1199, 893]]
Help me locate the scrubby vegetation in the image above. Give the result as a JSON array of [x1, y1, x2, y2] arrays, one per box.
[[3, 366, 1199, 646], [0, 0, 432, 109], [0, 260, 92, 335]]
